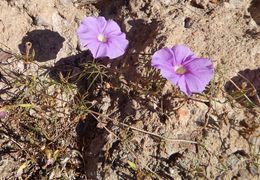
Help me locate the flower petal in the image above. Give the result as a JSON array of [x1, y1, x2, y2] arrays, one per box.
[[80, 17, 107, 33], [184, 73, 205, 93], [185, 58, 214, 85], [164, 70, 180, 85], [77, 31, 99, 46], [176, 75, 191, 96], [181, 58, 214, 95], [151, 48, 174, 70], [185, 58, 213, 72], [77, 23, 90, 34], [171, 45, 196, 64], [152, 47, 182, 88], [87, 41, 107, 58], [95, 44, 108, 58], [103, 20, 122, 36], [106, 34, 129, 59]]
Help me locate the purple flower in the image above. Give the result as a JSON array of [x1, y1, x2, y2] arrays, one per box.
[[0, 109, 7, 119], [152, 45, 214, 96], [77, 16, 129, 59]]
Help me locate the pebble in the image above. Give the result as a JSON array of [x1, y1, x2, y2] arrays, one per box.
[[191, 0, 209, 9], [33, 15, 49, 26], [184, 17, 193, 28], [60, 0, 73, 6], [228, 0, 245, 8]]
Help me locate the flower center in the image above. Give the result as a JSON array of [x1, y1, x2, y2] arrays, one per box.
[[97, 33, 107, 42], [174, 65, 187, 75]]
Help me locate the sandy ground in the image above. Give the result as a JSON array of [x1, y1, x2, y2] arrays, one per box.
[[0, 0, 259, 179]]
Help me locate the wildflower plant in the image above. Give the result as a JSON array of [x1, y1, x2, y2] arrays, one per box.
[[77, 16, 129, 59], [4, 3, 260, 178], [152, 45, 214, 96]]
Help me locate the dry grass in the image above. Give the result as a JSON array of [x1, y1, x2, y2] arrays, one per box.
[[0, 43, 259, 179]]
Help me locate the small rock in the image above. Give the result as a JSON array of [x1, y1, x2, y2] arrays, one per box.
[[176, 106, 190, 126], [228, 129, 250, 154], [132, 99, 140, 110], [52, 12, 68, 32], [191, 0, 210, 9], [184, 17, 193, 28], [60, 0, 73, 6], [226, 153, 240, 169], [33, 16, 49, 26], [229, 0, 246, 8], [100, 96, 111, 112]]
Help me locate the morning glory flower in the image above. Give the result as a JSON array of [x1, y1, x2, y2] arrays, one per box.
[[152, 45, 214, 96], [77, 16, 129, 59], [0, 110, 6, 119]]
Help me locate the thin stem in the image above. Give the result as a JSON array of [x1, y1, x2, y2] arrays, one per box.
[[119, 122, 198, 144], [87, 109, 198, 144], [228, 78, 256, 106], [237, 73, 260, 105]]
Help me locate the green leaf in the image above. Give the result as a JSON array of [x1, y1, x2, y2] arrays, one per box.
[[17, 104, 33, 108], [127, 160, 138, 171], [30, 49, 35, 61], [16, 160, 31, 177]]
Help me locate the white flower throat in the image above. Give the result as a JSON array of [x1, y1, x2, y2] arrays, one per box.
[[97, 33, 107, 42], [174, 65, 187, 74]]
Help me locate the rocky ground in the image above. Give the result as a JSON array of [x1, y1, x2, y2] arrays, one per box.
[[0, 0, 259, 179]]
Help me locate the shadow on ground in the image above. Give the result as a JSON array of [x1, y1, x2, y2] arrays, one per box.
[[95, 0, 129, 17], [75, 114, 108, 178], [225, 68, 260, 107], [49, 50, 111, 178], [18, 30, 65, 62], [47, 6, 163, 177], [49, 50, 94, 92], [248, 0, 260, 25]]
